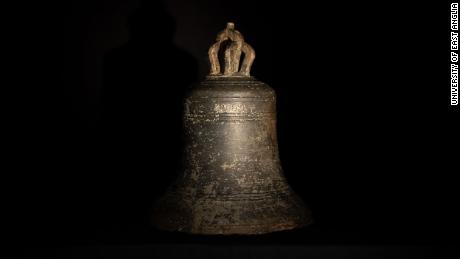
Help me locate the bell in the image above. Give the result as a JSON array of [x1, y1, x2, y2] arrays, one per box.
[[152, 22, 312, 234]]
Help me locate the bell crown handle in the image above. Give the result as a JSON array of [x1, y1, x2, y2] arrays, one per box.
[[208, 22, 255, 77]]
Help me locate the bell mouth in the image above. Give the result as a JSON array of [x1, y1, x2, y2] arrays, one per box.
[[151, 190, 313, 235], [153, 218, 314, 236]]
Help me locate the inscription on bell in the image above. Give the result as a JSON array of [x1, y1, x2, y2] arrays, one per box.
[[213, 102, 255, 114]]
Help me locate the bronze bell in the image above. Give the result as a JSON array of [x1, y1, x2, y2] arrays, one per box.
[[152, 22, 312, 234]]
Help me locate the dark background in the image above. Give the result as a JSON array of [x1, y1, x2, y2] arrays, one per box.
[[4, 0, 458, 258]]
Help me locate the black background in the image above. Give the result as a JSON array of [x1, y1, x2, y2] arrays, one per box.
[[4, 0, 458, 258]]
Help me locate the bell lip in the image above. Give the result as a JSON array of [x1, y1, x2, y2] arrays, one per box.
[[151, 215, 314, 236]]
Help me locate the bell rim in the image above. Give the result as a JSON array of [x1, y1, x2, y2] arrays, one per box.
[[151, 215, 314, 235]]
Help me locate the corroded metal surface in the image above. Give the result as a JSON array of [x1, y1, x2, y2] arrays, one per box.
[[152, 23, 312, 235]]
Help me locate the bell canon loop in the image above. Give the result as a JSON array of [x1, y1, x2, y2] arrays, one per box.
[[152, 22, 313, 234]]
